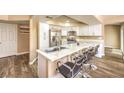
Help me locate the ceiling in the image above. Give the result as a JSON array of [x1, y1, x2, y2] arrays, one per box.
[[98, 15, 124, 25], [47, 15, 87, 25], [67, 15, 101, 24], [52, 15, 124, 25], [40, 15, 102, 25], [1, 15, 123, 25]]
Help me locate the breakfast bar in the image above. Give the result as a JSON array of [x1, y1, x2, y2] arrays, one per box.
[[37, 43, 101, 78]]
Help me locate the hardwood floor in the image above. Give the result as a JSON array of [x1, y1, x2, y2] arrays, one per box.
[[0, 54, 38, 78], [0, 54, 124, 78], [89, 56, 124, 78]]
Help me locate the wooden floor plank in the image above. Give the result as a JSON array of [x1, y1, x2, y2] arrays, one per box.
[[0, 55, 124, 78]]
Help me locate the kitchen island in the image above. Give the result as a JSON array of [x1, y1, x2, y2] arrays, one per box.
[[37, 43, 101, 78]]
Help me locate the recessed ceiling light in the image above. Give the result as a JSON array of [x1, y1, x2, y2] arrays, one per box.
[[65, 23, 70, 26], [66, 20, 70, 22]]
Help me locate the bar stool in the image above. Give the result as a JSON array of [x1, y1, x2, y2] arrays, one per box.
[[81, 47, 98, 78], [57, 51, 85, 78]]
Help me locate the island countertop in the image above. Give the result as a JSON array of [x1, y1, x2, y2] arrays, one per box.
[[37, 43, 99, 62]]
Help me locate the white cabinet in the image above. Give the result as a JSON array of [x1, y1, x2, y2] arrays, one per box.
[[39, 22, 49, 49], [89, 24, 102, 36], [96, 24, 102, 36], [61, 27, 68, 36], [62, 24, 102, 36], [62, 26, 79, 36], [77, 25, 89, 36], [77, 24, 102, 36]]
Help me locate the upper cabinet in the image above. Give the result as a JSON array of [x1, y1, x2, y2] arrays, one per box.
[[62, 24, 102, 36], [61, 26, 79, 36], [77, 24, 102, 36], [61, 27, 68, 36], [77, 25, 89, 36], [89, 24, 102, 36]]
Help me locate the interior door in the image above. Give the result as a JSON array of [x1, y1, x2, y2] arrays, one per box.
[[0, 23, 17, 58]]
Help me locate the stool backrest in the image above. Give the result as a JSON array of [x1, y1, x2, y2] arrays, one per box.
[[95, 45, 99, 54], [72, 57, 83, 75]]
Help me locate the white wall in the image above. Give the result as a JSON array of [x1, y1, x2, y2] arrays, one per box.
[[30, 16, 39, 62]]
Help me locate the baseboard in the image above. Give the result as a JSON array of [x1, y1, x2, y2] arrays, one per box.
[[0, 52, 29, 58], [29, 57, 38, 65], [16, 51, 29, 56]]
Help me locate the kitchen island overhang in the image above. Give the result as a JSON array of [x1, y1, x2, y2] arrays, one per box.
[[37, 43, 101, 78]]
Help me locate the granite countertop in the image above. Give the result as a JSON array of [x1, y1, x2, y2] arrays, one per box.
[[37, 43, 99, 62]]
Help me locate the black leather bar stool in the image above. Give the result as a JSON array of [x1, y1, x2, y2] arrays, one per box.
[[57, 51, 85, 78], [57, 45, 100, 78], [81, 46, 99, 78]]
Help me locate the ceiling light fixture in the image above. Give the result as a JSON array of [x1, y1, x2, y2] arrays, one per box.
[[64, 22, 70, 26], [66, 20, 70, 22]]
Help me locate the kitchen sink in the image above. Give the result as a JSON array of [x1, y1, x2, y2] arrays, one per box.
[[45, 46, 68, 53]]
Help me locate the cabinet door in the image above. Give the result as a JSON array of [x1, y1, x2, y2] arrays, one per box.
[[92, 24, 102, 36], [96, 24, 102, 36], [89, 25, 95, 36], [62, 27, 67, 36], [89, 24, 102, 36], [78, 25, 89, 36]]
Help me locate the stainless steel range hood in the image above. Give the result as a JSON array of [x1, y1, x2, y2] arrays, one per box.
[[67, 31, 77, 44]]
